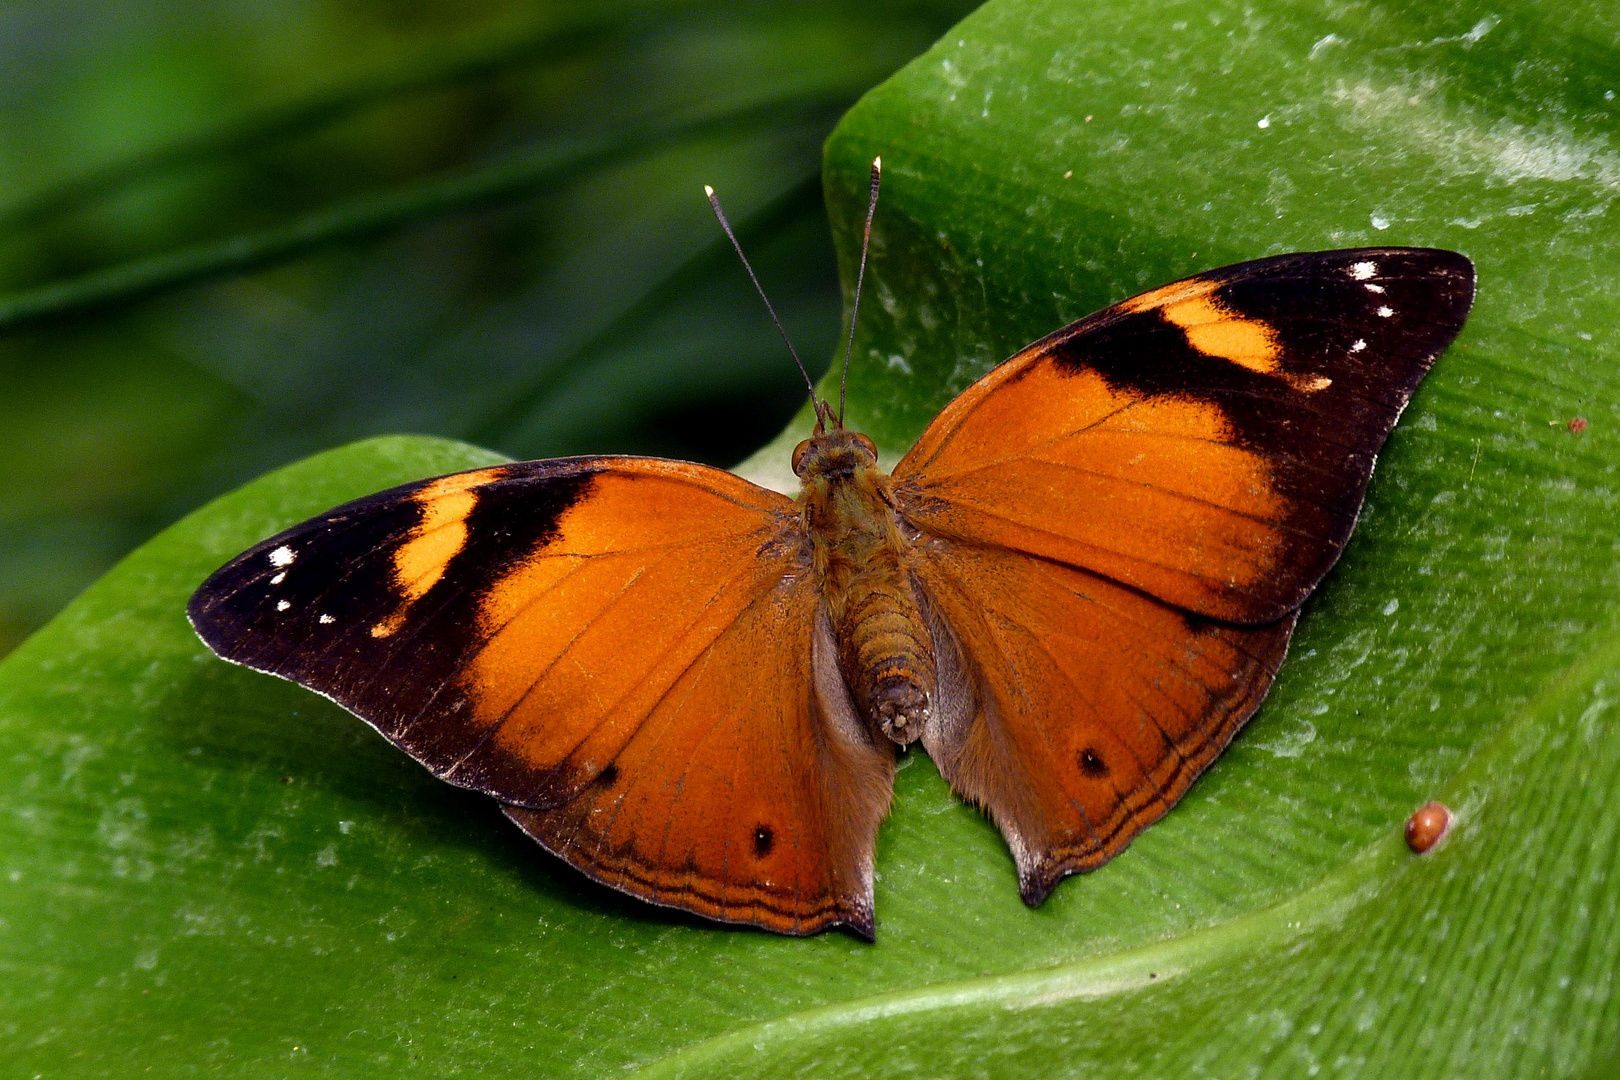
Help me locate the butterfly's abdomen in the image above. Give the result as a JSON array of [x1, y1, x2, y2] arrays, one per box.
[[797, 431, 936, 746], [837, 564, 936, 746]]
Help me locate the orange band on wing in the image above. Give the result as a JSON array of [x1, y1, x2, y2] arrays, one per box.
[[371, 472, 486, 638], [1124, 278, 1329, 393]]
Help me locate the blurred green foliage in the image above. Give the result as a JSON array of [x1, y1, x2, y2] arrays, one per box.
[[0, 0, 979, 656]]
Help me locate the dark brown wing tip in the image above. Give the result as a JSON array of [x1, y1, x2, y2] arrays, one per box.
[[836, 902, 877, 942], [1355, 246, 1476, 335], [1409, 246, 1476, 317], [187, 565, 245, 661], [185, 585, 216, 650], [1017, 856, 1100, 909], [186, 542, 239, 642], [1019, 878, 1056, 908]]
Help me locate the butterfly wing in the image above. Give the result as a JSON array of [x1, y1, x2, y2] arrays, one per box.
[[895, 247, 1473, 897], [502, 579, 892, 937], [894, 248, 1475, 623], [189, 457, 893, 937], [912, 540, 1296, 903]]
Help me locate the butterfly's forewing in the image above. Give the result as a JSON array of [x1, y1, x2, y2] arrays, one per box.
[[895, 248, 1475, 623], [896, 247, 1473, 895], [189, 458, 893, 937]]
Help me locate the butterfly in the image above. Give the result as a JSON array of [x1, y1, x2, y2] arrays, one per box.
[[189, 159, 1474, 939]]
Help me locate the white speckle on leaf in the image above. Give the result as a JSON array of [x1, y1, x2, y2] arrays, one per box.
[[276, 600, 291, 612], [1388, 15, 1497, 52], [1460, 15, 1498, 45], [269, 546, 295, 568], [1384, 598, 1400, 616], [1377, 306, 1395, 317], [1370, 214, 1390, 230], [1308, 33, 1345, 59], [1254, 720, 1317, 758], [1257, 115, 1271, 129], [1333, 80, 1620, 191], [339, 820, 354, 834], [316, 844, 339, 868]]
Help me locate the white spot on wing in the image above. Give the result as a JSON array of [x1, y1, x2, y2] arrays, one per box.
[[1351, 339, 1367, 352], [319, 614, 335, 625], [1377, 305, 1395, 317], [1289, 374, 1334, 393], [269, 546, 295, 568], [1349, 261, 1377, 280], [276, 600, 291, 612], [270, 572, 286, 585], [1364, 283, 1386, 294]]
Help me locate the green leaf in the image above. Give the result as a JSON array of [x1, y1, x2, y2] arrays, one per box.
[[4, 1, 1619, 1077]]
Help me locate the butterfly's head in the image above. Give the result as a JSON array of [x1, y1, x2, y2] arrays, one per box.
[[792, 428, 878, 482]]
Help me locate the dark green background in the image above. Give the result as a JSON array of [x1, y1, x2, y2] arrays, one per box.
[[0, 0, 978, 656]]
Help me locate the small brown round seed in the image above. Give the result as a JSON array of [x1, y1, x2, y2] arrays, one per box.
[[1405, 801, 1451, 853]]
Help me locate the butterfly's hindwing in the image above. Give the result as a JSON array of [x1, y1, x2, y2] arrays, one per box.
[[913, 540, 1297, 902], [504, 586, 893, 938]]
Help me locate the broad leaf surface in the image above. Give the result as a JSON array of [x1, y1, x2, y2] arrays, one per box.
[[4, 0, 1619, 1075]]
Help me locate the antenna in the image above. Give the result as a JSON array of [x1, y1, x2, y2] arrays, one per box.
[[839, 156, 881, 427], [705, 184, 822, 420]]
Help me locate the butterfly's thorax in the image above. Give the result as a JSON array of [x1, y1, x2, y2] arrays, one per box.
[[795, 430, 936, 746]]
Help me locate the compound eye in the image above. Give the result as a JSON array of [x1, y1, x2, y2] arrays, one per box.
[[791, 439, 813, 475], [854, 433, 877, 462]]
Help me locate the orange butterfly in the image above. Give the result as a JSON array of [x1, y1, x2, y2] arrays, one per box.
[[189, 160, 1474, 938]]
